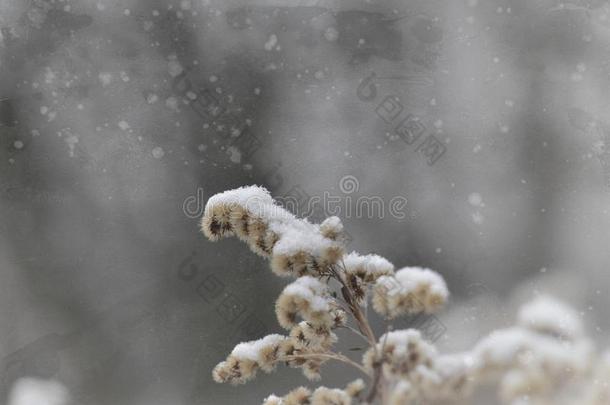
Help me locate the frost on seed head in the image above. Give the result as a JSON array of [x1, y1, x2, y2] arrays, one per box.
[[201, 185, 344, 276], [275, 276, 345, 330], [372, 267, 448, 318], [262, 380, 364, 405], [516, 295, 583, 340], [363, 329, 438, 378], [212, 334, 286, 384], [201, 186, 607, 405], [319, 216, 344, 240], [343, 251, 395, 283]]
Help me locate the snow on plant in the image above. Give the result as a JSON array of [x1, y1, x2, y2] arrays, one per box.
[[201, 185, 609, 404], [7, 378, 71, 405]]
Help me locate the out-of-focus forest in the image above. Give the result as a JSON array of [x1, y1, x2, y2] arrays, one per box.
[[1, 0, 610, 404]]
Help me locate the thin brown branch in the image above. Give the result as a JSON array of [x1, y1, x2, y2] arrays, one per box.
[[328, 263, 377, 346], [338, 324, 370, 343], [280, 353, 372, 378], [329, 261, 385, 403]]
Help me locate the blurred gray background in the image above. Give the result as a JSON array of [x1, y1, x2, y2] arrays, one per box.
[[2, 0, 610, 404]]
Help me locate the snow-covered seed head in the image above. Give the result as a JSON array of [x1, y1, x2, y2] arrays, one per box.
[[248, 226, 279, 257], [346, 272, 366, 303], [319, 244, 345, 269], [302, 361, 323, 381], [363, 330, 437, 378], [275, 276, 343, 330], [311, 386, 351, 404], [202, 185, 273, 241], [213, 334, 286, 384], [203, 186, 345, 278], [201, 202, 235, 241], [279, 323, 339, 381], [343, 251, 395, 283], [388, 380, 416, 405], [271, 251, 307, 277], [460, 323, 594, 405], [261, 394, 282, 405], [272, 239, 343, 277], [290, 321, 337, 351], [212, 356, 253, 385], [344, 379, 366, 398], [341, 252, 394, 302], [499, 367, 551, 403], [372, 267, 448, 318], [278, 338, 301, 366], [263, 382, 362, 405], [262, 386, 312, 405], [319, 216, 344, 240], [228, 204, 251, 240], [428, 354, 476, 399], [517, 295, 583, 341], [283, 386, 312, 404]]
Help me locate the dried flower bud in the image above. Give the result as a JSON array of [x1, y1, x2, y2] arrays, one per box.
[[290, 321, 337, 351], [263, 382, 361, 405], [272, 227, 344, 277], [473, 327, 592, 375], [261, 394, 282, 405], [302, 361, 323, 381], [275, 276, 344, 330], [202, 186, 344, 277], [372, 267, 448, 318], [311, 386, 351, 404], [213, 334, 286, 384], [202, 185, 273, 241], [284, 387, 313, 404], [499, 367, 551, 403], [427, 353, 476, 399], [262, 386, 312, 405], [517, 295, 583, 341], [280, 322, 338, 380], [319, 216, 344, 240], [363, 330, 437, 378], [388, 380, 417, 405], [344, 379, 366, 398], [343, 251, 395, 283], [201, 202, 235, 241]]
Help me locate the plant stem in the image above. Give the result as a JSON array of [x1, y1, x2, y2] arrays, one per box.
[[328, 262, 384, 403], [338, 324, 369, 343], [280, 353, 372, 378], [366, 364, 383, 403], [329, 264, 377, 346]]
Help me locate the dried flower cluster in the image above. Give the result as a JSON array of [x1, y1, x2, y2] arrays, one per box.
[[212, 334, 287, 384], [202, 186, 610, 404], [262, 379, 366, 405], [372, 267, 449, 318], [201, 186, 343, 277], [358, 296, 596, 403], [275, 276, 346, 330]]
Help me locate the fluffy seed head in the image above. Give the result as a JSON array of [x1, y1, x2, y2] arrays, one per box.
[[275, 276, 342, 330], [319, 216, 344, 240], [363, 329, 437, 378], [213, 334, 286, 384], [372, 267, 448, 318], [343, 251, 395, 283], [311, 386, 351, 405]]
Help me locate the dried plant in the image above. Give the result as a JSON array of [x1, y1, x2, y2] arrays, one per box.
[[201, 185, 608, 404]]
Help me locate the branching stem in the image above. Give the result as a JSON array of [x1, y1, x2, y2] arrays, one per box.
[[280, 353, 372, 378], [327, 262, 385, 403]]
